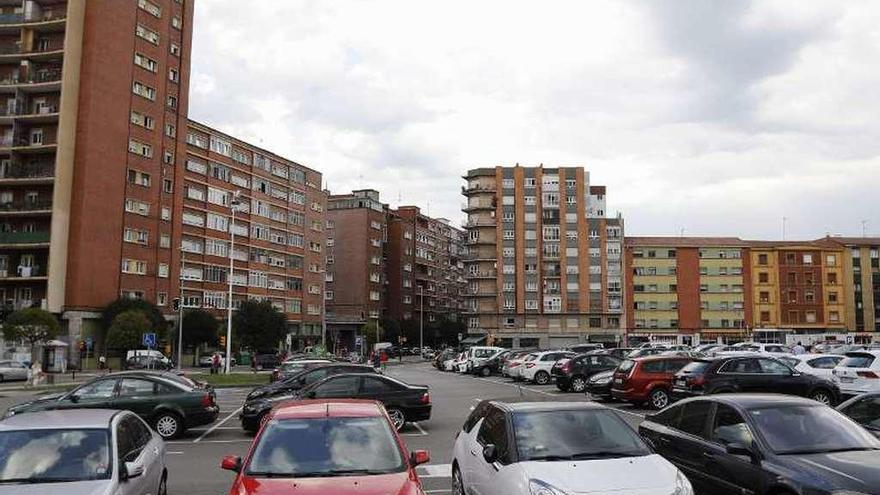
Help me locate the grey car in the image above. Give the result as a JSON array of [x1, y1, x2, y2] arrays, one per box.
[[0, 409, 168, 495], [0, 360, 28, 382]]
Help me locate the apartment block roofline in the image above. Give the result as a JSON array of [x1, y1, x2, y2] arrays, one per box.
[[625, 236, 747, 247], [187, 119, 323, 178], [822, 236, 880, 247], [745, 238, 842, 249]]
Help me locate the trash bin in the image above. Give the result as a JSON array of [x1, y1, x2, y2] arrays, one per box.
[[238, 351, 251, 366]]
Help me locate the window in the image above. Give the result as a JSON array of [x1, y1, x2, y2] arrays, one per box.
[[170, 42, 180, 56], [132, 81, 156, 100], [477, 408, 509, 463], [130, 110, 154, 129], [125, 199, 150, 216], [127, 169, 150, 187], [121, 259, 147, 275], [138, 0, 161, 16], [758, 253, 768, 265], [172, 16, 182, 29], [123, 228, 148, 245], [168, 68, 179, 83], [711, 405, 752, 447], [758, 272, 769, 283], [135, 24, 159, 44], [678, 401, 712, 437], [157, 263, 169, 278], [133, 52, 157, 72], [167, 95, 177, 109], [159, 234, 170, 248], [128, 139, 152, 157], [161, 207, 171, 221], [210, 137, 232, 157]]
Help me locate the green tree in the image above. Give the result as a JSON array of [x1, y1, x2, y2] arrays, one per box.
[[181, 310, 219, 348], [106, 311, 152, 352], [2, 308, 60, 361], [102, 298, 166, 338], [233, 300, 286, 352]]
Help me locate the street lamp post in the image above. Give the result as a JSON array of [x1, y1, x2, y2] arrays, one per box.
[[177, 253, 184, 370], [321, 269, 327, 351], [225, 191, 241, 374], [419, 285, 424, 356]]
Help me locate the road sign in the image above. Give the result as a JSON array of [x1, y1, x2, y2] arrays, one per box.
[[142, 333, 157, 348]]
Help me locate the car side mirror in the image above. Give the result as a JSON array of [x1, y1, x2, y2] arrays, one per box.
[[725, 442, 758, 462], [220, 455, 242, 473], [305, 390, 317, 399], [120, 460, 144, 481], [69, 395, 79, 403], [410, 450, 430, 466], [482, 444, 498, 463]]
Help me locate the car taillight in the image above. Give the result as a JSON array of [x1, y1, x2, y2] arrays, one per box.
[[200, 393, 215, 408], [690, 375, 706, 387], [420, 393, 430, 404], [857, 371, 880, 379], [526, 363, 536, 368], [561, 362, 571, 373]]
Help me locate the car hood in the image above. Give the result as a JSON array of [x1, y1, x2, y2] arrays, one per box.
[[782, 450, 880, 491], [519, 454, 678, 494], [249, 382, 300, 399], [0, 480, 113, 495], [7, 393, 62, 413], [238, 471, 418, 495]]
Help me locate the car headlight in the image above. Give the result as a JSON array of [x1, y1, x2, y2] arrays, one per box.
[[243, 401, 269, 414], [529, 479, 569, 495], [672, 471, 693, 495], [3, 409, 16, 419]]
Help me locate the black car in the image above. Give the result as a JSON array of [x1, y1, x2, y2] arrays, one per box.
[[252, 353, 281, 370], [584, 369, 616, 401], [673, 356, 840, 405], [248, 363, 377, 401], [551, 354, 621, 392], [469, 349, 511, 377], [838, 392, 880, 439], [639, 394, 880, 495], [240, 373, 431, 432]]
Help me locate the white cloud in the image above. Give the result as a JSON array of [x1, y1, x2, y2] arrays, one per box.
[[190, 0, 880, 239]]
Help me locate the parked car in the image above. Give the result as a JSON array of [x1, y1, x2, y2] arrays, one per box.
[[434, 349, 456, 370], [453, 400, 692, 495], [269, 358, 333, 382], [500, 350, 536, 378], [612, 356, 693, 409], [837, 392, 880, 439], [673, 356, 840, 405], [125, 354, 173, 371], [832, 350, 880, 397], [469, 349, 513, 377], [552, 353, 621, 392], [692, 343, 724, 354], [198, 352, 236, 368], [0, 360, 28, 382], [465, 347, 506, 376], [248, 364, 378, 401], [627, 347, 669, 359], [223, 400, 429, 495], [639, 394, 880, 494], [251, 353, 281, 370], [241, 373, 430, 431], [585, 369, 616, 401], [566, 343, 604, 354], [520, 350, 576, 385], [604, 347, 635, 359], [3, 371, 219, 439], [778, 353, 844, 379], [126, 349, 172, 368], [0, 409, 168, 494], [445, 352, 468, 372]]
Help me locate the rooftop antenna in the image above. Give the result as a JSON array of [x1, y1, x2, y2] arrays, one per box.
[[862, 220, 869, 238], [782, 217, 787, 241], [679, 228, 685, 238]]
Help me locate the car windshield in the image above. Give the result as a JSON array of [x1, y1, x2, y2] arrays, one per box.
[[617, 360, 635, 372], [512, 409, 650, 461], [749, 405, 880, 455], [246, 417, 405, 477], [281, 362, 314, 373], [473, 349, 494, 358], [0, 428, 111, 483]]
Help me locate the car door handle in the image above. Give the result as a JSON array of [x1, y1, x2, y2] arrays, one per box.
[[658, 436, 672, 445], [153, 447, 160, 456], [702, 452, 717, 460], [470, 449, 478, 456]]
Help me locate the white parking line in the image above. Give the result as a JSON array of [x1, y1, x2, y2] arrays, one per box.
[[168, 451, 184, 455], [168, 439, 253, 445], [194, 407, 242, 443], [474, 377, 556, 397], [189, 426, 240, 432], [413, 422, 428, 435]]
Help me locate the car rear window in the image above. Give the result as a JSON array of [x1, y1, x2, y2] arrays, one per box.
[[618, 360, 635, 372], [841, 353, 876, 368], [679, 361, 711, 374]]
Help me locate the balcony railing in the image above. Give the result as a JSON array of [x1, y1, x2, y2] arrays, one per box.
[[0, 43, 64, 56], [0, 265, 43, 278], [0, 231, 50, 244], [0, 200, 53, 211], [0, 71, 62, 86], [0, 164, 54, 179], [462, 184, 496, 195], [0, 14, 24, 24]]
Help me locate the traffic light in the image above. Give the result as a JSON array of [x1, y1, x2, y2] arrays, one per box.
[[172, 298, 181, 311], [219, 335, 226, 347]]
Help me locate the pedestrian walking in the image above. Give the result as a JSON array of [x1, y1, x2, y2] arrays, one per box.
[[793, 341, 806, 355], [380, 350, 388, 371], [211, 353, 220, 374], [98, 355, 106, 370], [371, 351, 381, 370]]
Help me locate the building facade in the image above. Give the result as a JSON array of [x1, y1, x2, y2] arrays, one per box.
[[826, 237, 880, 333], [462, 165, 624, 348], [0, 0, 195, 361], [325, 189, 387, 350], [385, 205, 466, 337], [181, 121, 326, 349], [624, 238, 750, 346]]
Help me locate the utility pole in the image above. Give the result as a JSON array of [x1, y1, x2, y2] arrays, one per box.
[[321, 269, 327, 351], [177, 252, 184, 369], [419, 285, 424, 356], [225, 191, 240, 374]]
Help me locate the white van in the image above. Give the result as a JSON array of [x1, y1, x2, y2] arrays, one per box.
[[125, 349, 172, 366], [461, 346, 505, 373]]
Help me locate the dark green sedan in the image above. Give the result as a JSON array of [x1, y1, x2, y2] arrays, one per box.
[[3, 371, 219, 439]]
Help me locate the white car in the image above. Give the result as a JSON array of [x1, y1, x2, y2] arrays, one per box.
[[445, 353, 466, 372], [0, 360, 28, 382], [502, 351, 534, 378], [520, 351, 575, 385], [452, 400, 692, 495], [0, 409, 168, 494], [833, 351, 880, 396], [778, 354, 844, 379], [463, 346, 505, 374]]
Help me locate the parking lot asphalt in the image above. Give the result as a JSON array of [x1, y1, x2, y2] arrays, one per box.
[[0, 360, 654, 495]]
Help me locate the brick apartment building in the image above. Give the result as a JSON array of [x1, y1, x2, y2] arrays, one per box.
[[385, 205, 466, 343], [462, 165, 624, 348], [0, 0, 195, 364], [325, 189, 387, 350], [827, 237, 880, 333], [181, 121, 326, 349]]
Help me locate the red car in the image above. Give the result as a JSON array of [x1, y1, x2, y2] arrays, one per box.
[[611, 356, 692, 409], [221, 399, 430, 495]]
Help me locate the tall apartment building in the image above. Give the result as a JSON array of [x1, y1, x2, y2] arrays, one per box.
[[624, 238, 751, 345], [0, 0, 194, 361], [325, 189, 387, 350], [181, 121, 326, 349], [828, 237, 880, 332], [385, 205, 466, 336], [462, 165, 624, 348]]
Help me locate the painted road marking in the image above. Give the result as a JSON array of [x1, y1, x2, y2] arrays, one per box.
[[168, 439, 253, 445], [194, 407, 242, 443], [419, 463, 452, 478]]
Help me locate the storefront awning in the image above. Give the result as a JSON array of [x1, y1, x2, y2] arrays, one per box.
[[460, 335, 486, 345]]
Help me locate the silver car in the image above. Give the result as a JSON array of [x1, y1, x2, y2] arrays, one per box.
[[0, 360, 28, 382], [0, 409, 167, 495]]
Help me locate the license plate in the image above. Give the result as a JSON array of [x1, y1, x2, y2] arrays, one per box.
[[839, 377, 854, 383], [676, 379, 686, 387], [614, 378, 623, 385]]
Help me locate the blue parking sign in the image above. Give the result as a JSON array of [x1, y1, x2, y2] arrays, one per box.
[[142, 333, 157, 348]]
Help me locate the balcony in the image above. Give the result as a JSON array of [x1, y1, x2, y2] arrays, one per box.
[[0, 231, 50, 245], [0, 265, 46, 280], [462, 200, 495, 212], [0, 103, 59, 123], [467, 270, 497, 279], [0, 136, 57, 152], [463, 218, 496, 228], [0, 42, 65, 60], [0, 10, 66, 27], [0, 199, 52, 214], [462, 184, 496, 196], [0, 162, 53, 183], [0, 70, 62, 92]]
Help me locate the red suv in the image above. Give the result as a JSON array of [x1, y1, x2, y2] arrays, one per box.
[[611, 356, 692, 409], [221, 399, 430, 495]]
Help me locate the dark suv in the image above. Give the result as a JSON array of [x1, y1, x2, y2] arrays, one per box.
[[672, 356, 840, 405], [246, 364, 378, 401], [551, 354, 621, 392]]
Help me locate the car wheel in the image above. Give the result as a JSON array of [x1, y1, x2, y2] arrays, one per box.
[[387, 408, 406, 431], [153, 412, 183, 440], [556, 383, 569, 392], [452, 465, 465, 495], [570, 376, 587, 393], [534, 371, 550, 385], [480, 366, 491, 377], [650, 389, 670, 409], [158, 472, 168, 495], [810, 389, 833, 406], [0, 374, 4, 383]]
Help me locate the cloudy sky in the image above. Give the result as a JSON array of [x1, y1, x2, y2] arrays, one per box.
[[189, 0, 879, 240]]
